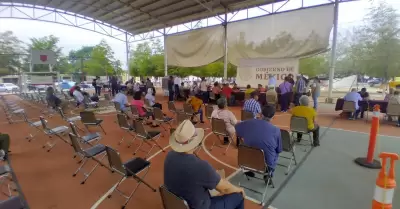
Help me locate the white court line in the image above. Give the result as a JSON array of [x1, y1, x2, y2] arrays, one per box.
[[201, 132, 238, 170], [327, 127, 400, 139], [90, 145, 171, 209]]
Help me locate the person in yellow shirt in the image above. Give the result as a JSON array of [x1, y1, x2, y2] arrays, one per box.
[[244, 85, 255, 95], [186, 94, 204, 123], [290, 95, 320, 147]]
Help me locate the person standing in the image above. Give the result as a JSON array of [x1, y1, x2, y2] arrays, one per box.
[[200, 77, 209, 104], [174, 76, 181, 100], [168, 76, 174, 102], [294, 74, 306, 106], [279, 77, 293, 112], [110, 76, 118, 96], [311, 77, 321, 110]]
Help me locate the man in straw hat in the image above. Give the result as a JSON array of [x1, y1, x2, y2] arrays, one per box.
[[164, 120, 245, 209]]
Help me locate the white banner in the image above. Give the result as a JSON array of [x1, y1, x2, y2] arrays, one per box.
[[236, 58, 299, 87], [31, 50, 56, 65], [29, 75, 54, 85]]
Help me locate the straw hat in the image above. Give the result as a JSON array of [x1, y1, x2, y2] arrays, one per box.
[[169, 120, 204, 153]]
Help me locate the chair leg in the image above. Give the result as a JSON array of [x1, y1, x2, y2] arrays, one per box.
[[122, 168, 153, 208], [118, 137, 125, 145], [223, 136, 232, 155], [133, 140, 145, 155], [73, 158, 88, 177], [81, 152, 107, 184], [99, 124, 106, 135], [127, 135, 137, 148]]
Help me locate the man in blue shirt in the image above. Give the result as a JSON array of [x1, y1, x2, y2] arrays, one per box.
[[243, 91, 261, 118], [235, 105, 282, 182], [294, 74, 307, 106], [165, 120, 245, 209], [113, 88, 130, 114], [344, 88, 363, 120]]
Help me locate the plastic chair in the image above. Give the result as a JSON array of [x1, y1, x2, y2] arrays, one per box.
[[241, 110, 254, 121], [80, 111, 106, 134], [116, 114, 137, 147], [290, 116, 313, 149], [133, 121, 164, 158], [210, 118, 232, 155], [153, 108, 173, 131], [159, 185, 189, 209], [39, 116, 69, 152]]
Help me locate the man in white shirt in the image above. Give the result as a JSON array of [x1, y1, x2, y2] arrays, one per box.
[[268, 74, 276, 88], [73, 86, 85, 107], [200, 77, 209, 104], [344, 88, 363, 120]]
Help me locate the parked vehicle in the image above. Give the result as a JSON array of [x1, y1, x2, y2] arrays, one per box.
[[367, 78, 382, 87], [0, 83, 19, 92]]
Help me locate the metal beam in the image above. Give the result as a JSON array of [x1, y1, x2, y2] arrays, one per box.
[[327, 0, 339, 102]]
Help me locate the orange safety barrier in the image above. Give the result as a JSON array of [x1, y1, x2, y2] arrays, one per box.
[[372, 152, 399, 209], [354, 105, 382, 169]]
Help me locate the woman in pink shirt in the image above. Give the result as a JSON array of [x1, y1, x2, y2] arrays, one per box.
[[131, 91, 157, 126]]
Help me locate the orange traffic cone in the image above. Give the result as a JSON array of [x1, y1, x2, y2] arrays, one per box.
[[372, 152, 399, 209]]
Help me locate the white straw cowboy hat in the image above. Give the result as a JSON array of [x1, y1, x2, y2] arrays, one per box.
[[169, 120, 204, 153]]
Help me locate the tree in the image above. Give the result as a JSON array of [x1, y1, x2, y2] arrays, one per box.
[[299, 55, 328, 77], [0, 31, 23, 75], [24, 35, 68, 72], [84, 40, 122, 76]]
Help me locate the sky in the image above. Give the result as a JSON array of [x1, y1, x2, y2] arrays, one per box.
[[1, 0, 400, 70]]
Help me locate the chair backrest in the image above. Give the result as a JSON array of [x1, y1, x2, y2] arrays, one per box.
[[183, 103, 194, 115], [116, 113, 130, 130], [168, 102, 177, 112], [176, 112, 189, 124], [105, 146, 126, 176], [266, 94, 277, 104], [69, 122, 79, 136], [205, 105, 214, 119], [238, 145, 266, 173], [280, 129, 293, 152], [80, 111, 97, 123], [68, 133, 84, 154], [343, 101, 356, 112], [387, 103, 400, 116], [39, 116, 49, 130], [241, 110, 253, 121], [0, 196, 24, 209], [134, 120, 149, 138], [144, 99, 151, 107], [113, 102, 122, 112], [58, 107, 66, 119], [130, 105, 140, 117], [83, 95, 92, 104], [290, 116, 309, 133], [159, 185, 189, 209], [153, 108, 164, 121], [211, 118, 228, 136]]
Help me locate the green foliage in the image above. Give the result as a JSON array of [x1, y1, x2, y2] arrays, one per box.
[[0, 31, 24, 74], [299, 55, 328, 77]]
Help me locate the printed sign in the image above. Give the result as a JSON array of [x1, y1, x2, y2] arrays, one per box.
[[235, 58, 299, 87], [31, 50, 56, 65]]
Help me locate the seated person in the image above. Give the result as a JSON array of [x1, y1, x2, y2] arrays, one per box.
[[243, 91, 261, 118], [69, 83, 79, 97], [73, 86, 85, 107], [235, 105, 282, 181], [113, 88, 130, 113], [145, 88, 162, 109], [46, 86, 62, 108], [257, 84, 266, 93], [131, 91, 157, 127], [265, 85, 278, 104], [211, 98, 238, 144], [212, 82, 221, 101], [165, 120, 245, 209], [344, 88, 363, 119], [358, 87, 370, 101], [385, 88, 394, 101], [244, 84, 255, 95], [290, 95, 320, 147], [221, 83, 234, 106], [186, 94, 205, 123], [232, 84, 240, 92], [389, 91, 400, 126]]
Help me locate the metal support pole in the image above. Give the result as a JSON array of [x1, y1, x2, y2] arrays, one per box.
[[327, 0, 339, 103], [164, 28, 168, 76], [125, 32, 129, 71], [223, 10, 228, 81]]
